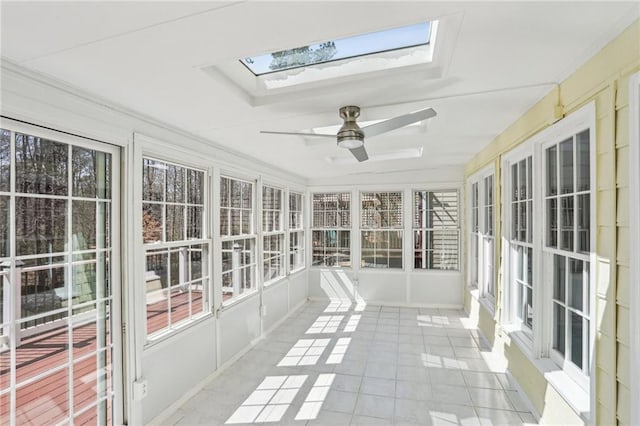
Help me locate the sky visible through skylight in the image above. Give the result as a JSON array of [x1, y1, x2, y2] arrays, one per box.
[[241, 21, 431, 76]]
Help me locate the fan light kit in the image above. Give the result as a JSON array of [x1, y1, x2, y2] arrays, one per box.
[[261, 105, 437, 162]]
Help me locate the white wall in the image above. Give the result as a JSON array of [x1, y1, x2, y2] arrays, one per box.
[[142, 318, 217, 422]]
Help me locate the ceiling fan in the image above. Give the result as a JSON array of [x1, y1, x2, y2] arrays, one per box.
[[260, 105, 437, 162]]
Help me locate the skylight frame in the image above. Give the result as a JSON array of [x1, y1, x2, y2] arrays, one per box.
[[240, 21, 433, 77]]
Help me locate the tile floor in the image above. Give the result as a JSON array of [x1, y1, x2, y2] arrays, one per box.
[[163, 301, 538, 425]]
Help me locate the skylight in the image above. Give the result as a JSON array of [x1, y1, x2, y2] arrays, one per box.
[[241, 21, 432, 76]]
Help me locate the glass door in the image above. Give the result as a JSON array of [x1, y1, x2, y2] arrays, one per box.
[[0, 123, 120, 425]]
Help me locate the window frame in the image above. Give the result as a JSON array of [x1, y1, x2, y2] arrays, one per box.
[[359, 190, 404, 270], [501, 144, 536, 345], [310, 191, 352, 268], [288, 191, 305, 273], [141, 155, 211, 342], [539, 126, 595, 391], [498, 103, 596, 417], [412, 189, 460, 271], [220, 175, 258, 304], [261, 184, 285, 285], [466, 165, 496, 310]]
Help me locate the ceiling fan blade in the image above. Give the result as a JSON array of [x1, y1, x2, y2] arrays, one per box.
[[361, 107, 437, 138], [260, 131, 335, 138], [349, 145, 368, 162]]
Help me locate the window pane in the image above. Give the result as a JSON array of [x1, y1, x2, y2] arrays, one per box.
[[187, 169, 204, 205], [546, 198, 557, 248], [187, 206, 203, 239], [241, 182, 252, 209], [525, 286, 533, 329], [166, 205, 185, 241], [220, 177, 230, 207], [526, 247, 533, 285], [569, 259, 584, 311], [166, 164, 185, 203], [559, 138, 574, 194], [570, 312, 583, 369], [142, 203, 162, 243], [519, 201, 527, 242], [73, 147, 110, 199], [0, 129, 10, 192], [546, 145, 557, 196], [20, 257, 66, 323], [576, 130, 590, 192], [527, 200, 533, 243], [146, 250, 168, 335], [511, 164, 518, 202], [577, 194, 590, 253], [143, 159, 164, 202], [72, 201, 96, 251], [519, 159, 527, 200], [553, 302, 566, 355], [15, 134, 68, 196], [512, 201, 518, 241], [553, 255, 565, 302], [0, 196, 9, 257], [16, 197, 67, 256], [560, 196, 574, 251]]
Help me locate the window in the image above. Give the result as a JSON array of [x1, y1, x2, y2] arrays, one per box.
[[0, 125, 118, 424], [413, 190, 459, 270], [220, 176, 256, 301], [262, 185, 285, 284], [467, 168, 495, 300], [470, 182, 479, 287], [483, 175, 495, 298], [544, 130, 592, 379], [504, 155, 534, 333], [241, 21, 432, 76], [289, 191, 305, 272], [500, 105, 595, 400], [142, 158, 209, 338], [311, 192, 351, 267], [360, 191, 403, 269]]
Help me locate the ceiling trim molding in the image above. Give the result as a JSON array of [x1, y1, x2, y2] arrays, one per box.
[[0, 58, 307, 185]]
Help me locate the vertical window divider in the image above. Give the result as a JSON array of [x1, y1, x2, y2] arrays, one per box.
[[211, 167, 221, 312], [284, 187, 290, 277], [352, 188, 359, 279]]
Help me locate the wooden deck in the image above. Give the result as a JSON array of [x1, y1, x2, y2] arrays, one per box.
[[0, 321, 111, 425], [146, 289, 203, 335], [0, 289, 205, 424]]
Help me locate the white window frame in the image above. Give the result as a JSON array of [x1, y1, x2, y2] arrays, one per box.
[[261, 184, 285, 285], [467, 165, 495, 311], [539, 121, 595, 391], [499, 103, 596, 419], [412, 189, 460, 271], [629, 71, 640, 426], [501, 144, 536, 345], [141, 156, 211, 341], [220, 175, 257, 304], [0, 120, 124, 425], [310, 192, 352, 268], [360, 190, 404, 270], [288, 191, 305, 273]]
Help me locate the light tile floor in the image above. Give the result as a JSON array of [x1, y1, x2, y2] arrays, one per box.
[[164, 301, 538, 425]]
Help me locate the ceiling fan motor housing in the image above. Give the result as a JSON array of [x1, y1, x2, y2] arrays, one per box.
[[337, 105, 364, 149]]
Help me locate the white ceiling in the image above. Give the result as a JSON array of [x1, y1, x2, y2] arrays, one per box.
[[1, 1, 638, 180]]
